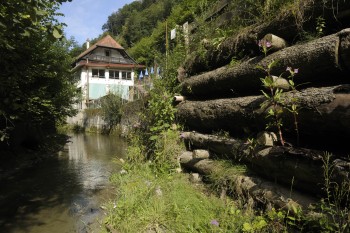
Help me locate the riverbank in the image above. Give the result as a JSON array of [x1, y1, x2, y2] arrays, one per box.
[[103, 128, 350, 233], [103, 129, 288, 233]]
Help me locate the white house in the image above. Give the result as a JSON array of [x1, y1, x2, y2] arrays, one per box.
[[72, 35, 144, 109]]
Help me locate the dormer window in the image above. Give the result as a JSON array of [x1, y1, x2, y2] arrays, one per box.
[[105, 50, 111, 57]]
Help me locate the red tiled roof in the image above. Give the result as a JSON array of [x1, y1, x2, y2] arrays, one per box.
[[75, 35, 125, 61]]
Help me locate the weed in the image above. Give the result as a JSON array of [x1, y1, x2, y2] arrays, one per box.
[[316, 16, 326, 37], [318, 152, 350, 232], [257, 40, 301, 146]]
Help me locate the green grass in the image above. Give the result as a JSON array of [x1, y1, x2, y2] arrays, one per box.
[[103, 163, 258, 233]]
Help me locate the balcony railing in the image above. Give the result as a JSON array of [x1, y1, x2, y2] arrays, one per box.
[[87, 54, 134, 64]]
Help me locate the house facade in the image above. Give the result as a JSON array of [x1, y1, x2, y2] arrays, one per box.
[[72, 35, 144, 109]]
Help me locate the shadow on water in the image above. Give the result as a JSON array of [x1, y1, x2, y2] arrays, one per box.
[[0, 134, 127, 233]]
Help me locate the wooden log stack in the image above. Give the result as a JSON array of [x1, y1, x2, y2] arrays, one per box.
[[179, 151, 318, 212], [181, 29, 350, 98], [183, 0, 350, 76], [177, 85, 350, 148], [176, 8, 350, 214], [180, 131, 350, 195]]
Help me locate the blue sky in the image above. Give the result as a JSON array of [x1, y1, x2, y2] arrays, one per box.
[[58, 0, 135, 45]]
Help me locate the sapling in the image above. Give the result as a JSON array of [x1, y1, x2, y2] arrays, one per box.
[[257, 40, 300, 146], [258, 39, 285, 145], [285, 67, 300, 146]]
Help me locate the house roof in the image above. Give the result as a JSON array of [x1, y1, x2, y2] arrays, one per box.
[[75, 35, 125, 61]]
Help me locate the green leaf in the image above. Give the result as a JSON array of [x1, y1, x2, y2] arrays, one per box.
[[243, 223, 253, 232], [267, 59, 279, 69], [256, 219, 267, 229], [256, 65, 265, 71], [261, 90, 270, 99], [21, 30, 31, 37], [288, 80, 294, 86], [52, 27, 62, 39]]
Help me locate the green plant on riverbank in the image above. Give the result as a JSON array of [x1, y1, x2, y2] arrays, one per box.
[[103, 129, 283, 233], [105, 163, 248, 232]]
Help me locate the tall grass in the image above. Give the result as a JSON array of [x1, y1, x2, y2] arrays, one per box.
[[103, 129, 272, 233], [103, 162, 267, 233]]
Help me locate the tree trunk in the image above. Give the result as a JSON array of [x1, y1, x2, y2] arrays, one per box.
[[179, 152, 318, 211], [180, 29, 350, 98], [181, 132, 350, 195], [183, 0, 350, 76], [177, 85, 350, 149]]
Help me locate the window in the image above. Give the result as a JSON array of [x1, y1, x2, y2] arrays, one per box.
[[121, 71, 131, 80], [92, 69, 105, 78], [105, 50, 111, 57], [109, 70, 119, 79]]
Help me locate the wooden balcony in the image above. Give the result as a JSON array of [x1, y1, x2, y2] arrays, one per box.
[[87, 54, 134, 64]]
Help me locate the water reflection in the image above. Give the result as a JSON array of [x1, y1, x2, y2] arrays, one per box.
[[0, 134, 126, 233]]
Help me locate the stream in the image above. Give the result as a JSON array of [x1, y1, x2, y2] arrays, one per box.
[[0, 134, 127, 233]]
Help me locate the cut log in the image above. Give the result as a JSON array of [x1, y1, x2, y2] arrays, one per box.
[[271, 76, 290, 90], [177, 85, 350, 149], [173, 96, 186, 102], [183, 0, 350, 76], [180, 29, 350, 98], [193, 149, 210, 159], [256, 131, 277, 146], [180, 131, 350, 195], [179, 153, 318, 211], [262, 34, 287, 52]]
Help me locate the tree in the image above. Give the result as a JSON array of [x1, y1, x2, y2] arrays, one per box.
[[99, 94, 123, 134], [0, 0, 77, 148]]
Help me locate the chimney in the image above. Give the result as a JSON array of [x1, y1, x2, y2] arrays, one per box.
[[86, 38, 90, 49]]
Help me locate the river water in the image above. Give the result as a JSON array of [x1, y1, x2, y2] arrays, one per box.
[[0, 134, 127, 233]]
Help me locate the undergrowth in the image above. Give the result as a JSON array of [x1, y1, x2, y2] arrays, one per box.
[[103, 129, 280, 233]]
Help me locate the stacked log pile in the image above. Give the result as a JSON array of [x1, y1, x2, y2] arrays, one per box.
[[180, 132, 350, 195], [183, 0, 350, 76], [175, 9, 350, 210], [179, 150, 318, 212], [180, 29, 350, 98]]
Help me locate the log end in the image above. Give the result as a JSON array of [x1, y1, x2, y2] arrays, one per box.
[[257, 132, 278, 147]]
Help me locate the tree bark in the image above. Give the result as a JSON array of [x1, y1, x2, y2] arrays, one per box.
[[183, 0, 350, 76], [180, 29, 350, 98], [181, 132, 350, 195], [179, 152, 318, 211], [177, 85, 350, 149]]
